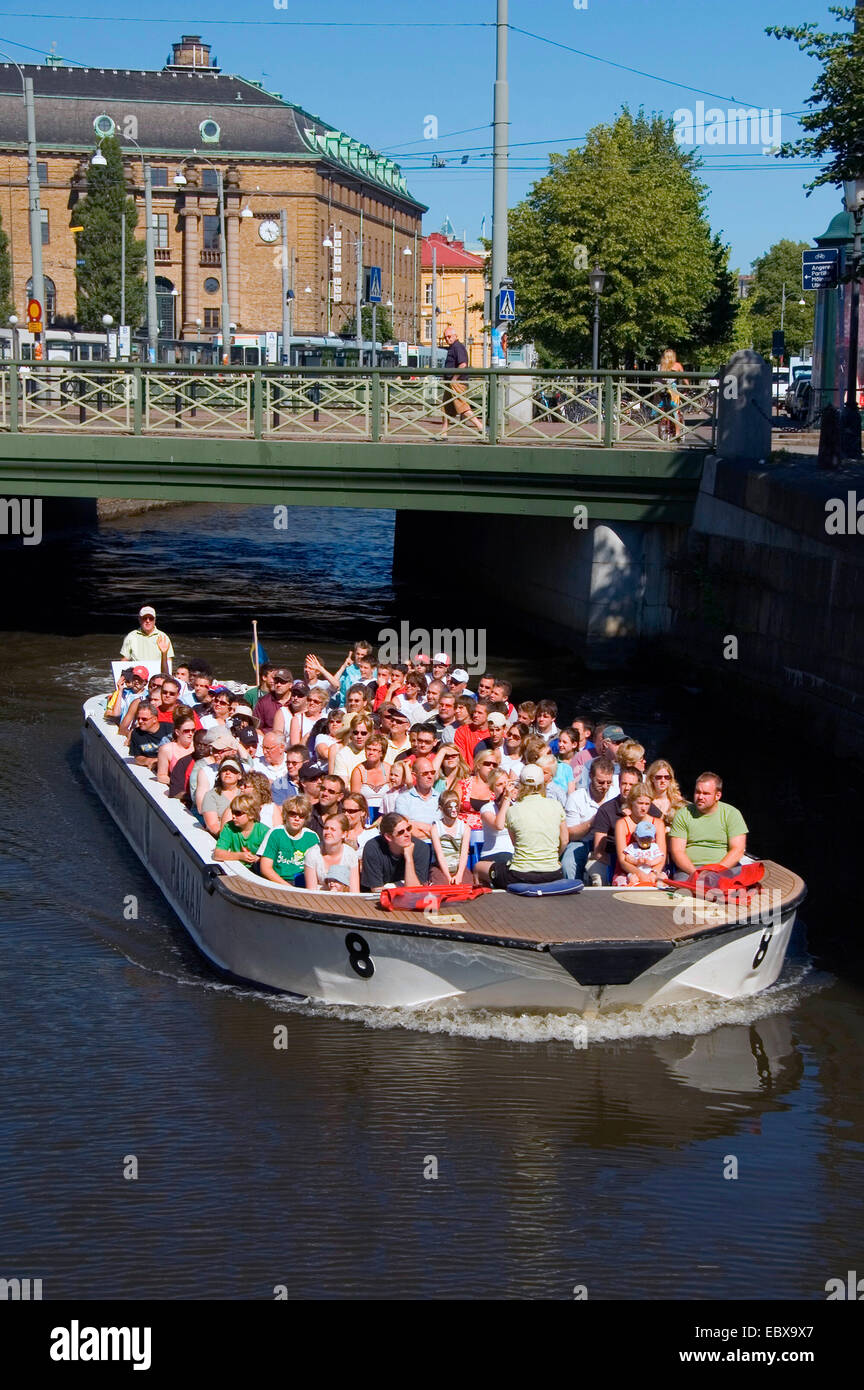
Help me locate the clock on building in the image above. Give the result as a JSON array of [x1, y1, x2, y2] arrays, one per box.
[[258, 219, 280, 243]]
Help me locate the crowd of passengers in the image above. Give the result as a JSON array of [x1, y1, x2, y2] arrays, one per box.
[[109, 620, 749, 895]]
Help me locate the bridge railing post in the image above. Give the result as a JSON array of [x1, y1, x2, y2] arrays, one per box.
[[371, 369, 381, 443], [9, 361, 19, 432], [603, 373, 615, 447], [253, 370, 263, 440], [488, 370, 499, 446], [133, 367, 143, 435]]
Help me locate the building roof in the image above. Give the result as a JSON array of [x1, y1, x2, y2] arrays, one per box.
[[421, 232, 486, 270], [0, 57, 425, 210]]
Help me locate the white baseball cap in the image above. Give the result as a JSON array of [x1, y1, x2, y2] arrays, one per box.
[[450, 668, 469, 683], [520, 765, 544, 787], [432, 653, 450, 665], [486, 712, 507, 728], [139, 605, 156, 618]]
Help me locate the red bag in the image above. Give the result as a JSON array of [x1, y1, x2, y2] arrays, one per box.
[[677, 862, 765, 899], [378, 884, 491, 913]]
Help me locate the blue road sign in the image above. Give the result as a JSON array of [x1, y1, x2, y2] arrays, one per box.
[[366, 266, 382, 303], [802, 247, 838, 291], [497, 287, 516, 321]]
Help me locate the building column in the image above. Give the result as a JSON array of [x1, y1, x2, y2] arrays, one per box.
[[181, 196, 200, 338]]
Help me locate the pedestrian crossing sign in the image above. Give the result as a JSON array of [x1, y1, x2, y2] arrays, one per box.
[[366, 266, 382, 303], [497, 287, 516, 321]]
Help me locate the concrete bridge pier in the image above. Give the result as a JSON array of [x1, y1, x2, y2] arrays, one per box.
[[393, 510, 681, 668]]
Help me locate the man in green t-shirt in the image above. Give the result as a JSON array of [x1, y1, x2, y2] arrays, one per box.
[[669, 772, 748, 877], [213, 795, 270, 864]]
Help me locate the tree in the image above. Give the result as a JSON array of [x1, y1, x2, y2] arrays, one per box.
[[680, 233, 740, 367], [507, 109, 723, 366], [768, 4, 864, 189], [0, 210, 11, 321], [340, 304, 394, 341], [746, 239, 815, 357], [75, 135, 145, 329]]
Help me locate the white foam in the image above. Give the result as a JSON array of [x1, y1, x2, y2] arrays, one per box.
[[266, 958, 829, 1047]]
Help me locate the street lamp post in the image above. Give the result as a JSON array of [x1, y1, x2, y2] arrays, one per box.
[[7, 313, 19, 359], [841, 178, 864, 458], [588, 264, 606, 372], [491, 0, 509, 323], [0, 54, 46, 350]]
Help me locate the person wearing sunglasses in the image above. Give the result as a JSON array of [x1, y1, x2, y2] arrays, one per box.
[[645, 760, 686, 828], [252, 668, 294, 733], [119, 604, 174, 667], [359, 813, 432, 892], [200, 687, 233, 732]]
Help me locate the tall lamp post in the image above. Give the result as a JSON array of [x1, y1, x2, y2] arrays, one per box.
[[0, 53, 45, 349], [841, 178, 864, 458], [588, 264, 606, 372]]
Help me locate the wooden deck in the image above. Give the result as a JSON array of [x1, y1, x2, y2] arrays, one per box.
[[217, 862, 805, 949]]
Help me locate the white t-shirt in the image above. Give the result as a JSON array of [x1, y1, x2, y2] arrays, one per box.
[[480, 800, 513, 856], [499, 753, 524, 779], [304, 843, 360, 882], [332, 744, 368, 785], [395, 695, 428, 726], [564, 784, 616, 836]]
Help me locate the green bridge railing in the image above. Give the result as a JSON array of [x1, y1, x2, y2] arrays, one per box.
[[0, 363, 718, 449]]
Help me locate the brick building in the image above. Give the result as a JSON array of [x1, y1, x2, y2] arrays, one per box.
[[421, 230, 487, 366], [0, 36, 425, 343]]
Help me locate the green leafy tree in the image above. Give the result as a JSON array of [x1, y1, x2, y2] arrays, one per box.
[[746, 239, 815, 357], [680, 233, 740, 367], [0, 210, 11, 320], [75, 135, 145, 329], [507, 109, 721, 366], [768, 5, 864, 189], [340, 304, 394, 341]]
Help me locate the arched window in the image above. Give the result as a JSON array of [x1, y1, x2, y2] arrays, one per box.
[[26, 276, 56, 324], [155, 277, 176, 340]]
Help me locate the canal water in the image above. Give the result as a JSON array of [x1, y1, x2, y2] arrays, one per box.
[[1, 502, 862, 1300]]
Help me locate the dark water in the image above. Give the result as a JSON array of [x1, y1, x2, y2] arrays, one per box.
[[1, 502, 863, 1301]]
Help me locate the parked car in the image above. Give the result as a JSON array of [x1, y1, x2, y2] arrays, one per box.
[[784, 370, 812, 421]]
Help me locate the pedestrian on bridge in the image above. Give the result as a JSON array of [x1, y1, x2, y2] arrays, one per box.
[[438, 326, 484, 440]]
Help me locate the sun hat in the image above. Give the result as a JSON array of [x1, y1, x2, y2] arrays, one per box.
[[520, 765, 544, 787], [218, 758, 244, 776], [322, 863, 352, 888], [204, 728, 235, 749]]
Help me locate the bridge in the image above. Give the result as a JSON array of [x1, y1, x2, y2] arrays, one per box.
[[0, 364, 715, 521]]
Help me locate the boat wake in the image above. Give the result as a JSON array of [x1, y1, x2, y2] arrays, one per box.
[[266, 957, 828, 1045]]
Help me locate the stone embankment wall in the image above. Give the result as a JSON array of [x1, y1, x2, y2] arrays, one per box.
[[665, 452, 864, 762]]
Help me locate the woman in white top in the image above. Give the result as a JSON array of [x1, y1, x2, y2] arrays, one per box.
[[329, 713, 373, 782], [311, 708, 347, 767], [480, 770, 516, 858], [304, 813, 360, 892], [499, 721, 528, 780], [394, 672, 429, 727], [283, 686, 326, 746], [350, 731, 389, 820]]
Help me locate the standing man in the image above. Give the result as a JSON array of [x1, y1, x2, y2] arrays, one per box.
[[120, 606, 174, 668], [438, 326, 483, 440], [253, 668, 293, 733]]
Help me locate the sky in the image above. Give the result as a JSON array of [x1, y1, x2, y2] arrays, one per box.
[[0, 0, 846, 275]]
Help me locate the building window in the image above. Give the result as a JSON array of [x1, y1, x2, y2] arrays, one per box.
[[155, 277, 176, 339], [150, 168, 168, 187], [26, 275, 56, 323], [423, 318, 432, 340], [204, 308, 220, 330], [40, 209, 49, 245], [203, 277, 220, 294], [153, 213, 169, 250], [201, 168, 219, 190], [203, 215, 221, 249], [93, 113, 115, 138], [37, 162, 47, 184], [424, 281, 433, 305], [199, 118, 221, 144]]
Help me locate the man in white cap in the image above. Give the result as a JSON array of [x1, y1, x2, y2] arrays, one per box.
[[120, 606, 175, 667], [448, 667, 476, 699]]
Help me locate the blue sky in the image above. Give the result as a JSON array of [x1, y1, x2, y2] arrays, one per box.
[[0, 0, 845, 274]]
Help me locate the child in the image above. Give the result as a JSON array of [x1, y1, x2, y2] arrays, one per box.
[[258, 795, 320, 887], [431, 791, 470, 885], [213, 794, 270, 864], [381, 760, 406, 815], [616, 819, 668, 887], [517, 700, 536, 729], [552, 729, 578, 795], [321, 863, 352, 893]]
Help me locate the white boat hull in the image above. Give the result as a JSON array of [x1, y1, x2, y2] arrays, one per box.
[[82, 700, 802, 1012]]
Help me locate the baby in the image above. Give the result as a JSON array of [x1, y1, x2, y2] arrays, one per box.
[[619, 819, 668, 887]]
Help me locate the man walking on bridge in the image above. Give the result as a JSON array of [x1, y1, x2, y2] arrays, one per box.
[[438, 326, 484, 440]]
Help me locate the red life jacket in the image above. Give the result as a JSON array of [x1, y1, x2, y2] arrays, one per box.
[[677, 861, 765, 899], [379, 883, 491, 913]]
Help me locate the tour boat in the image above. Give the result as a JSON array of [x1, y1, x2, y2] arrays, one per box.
[[82, 696, 806, 1012]]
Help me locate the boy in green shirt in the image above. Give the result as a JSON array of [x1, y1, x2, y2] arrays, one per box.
[[669, 772, 748, 876], [259, 795, 320, 886], [213, 794, 270, 864]]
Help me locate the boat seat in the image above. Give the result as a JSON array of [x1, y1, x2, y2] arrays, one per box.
[[506, 879, 584, 898]]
